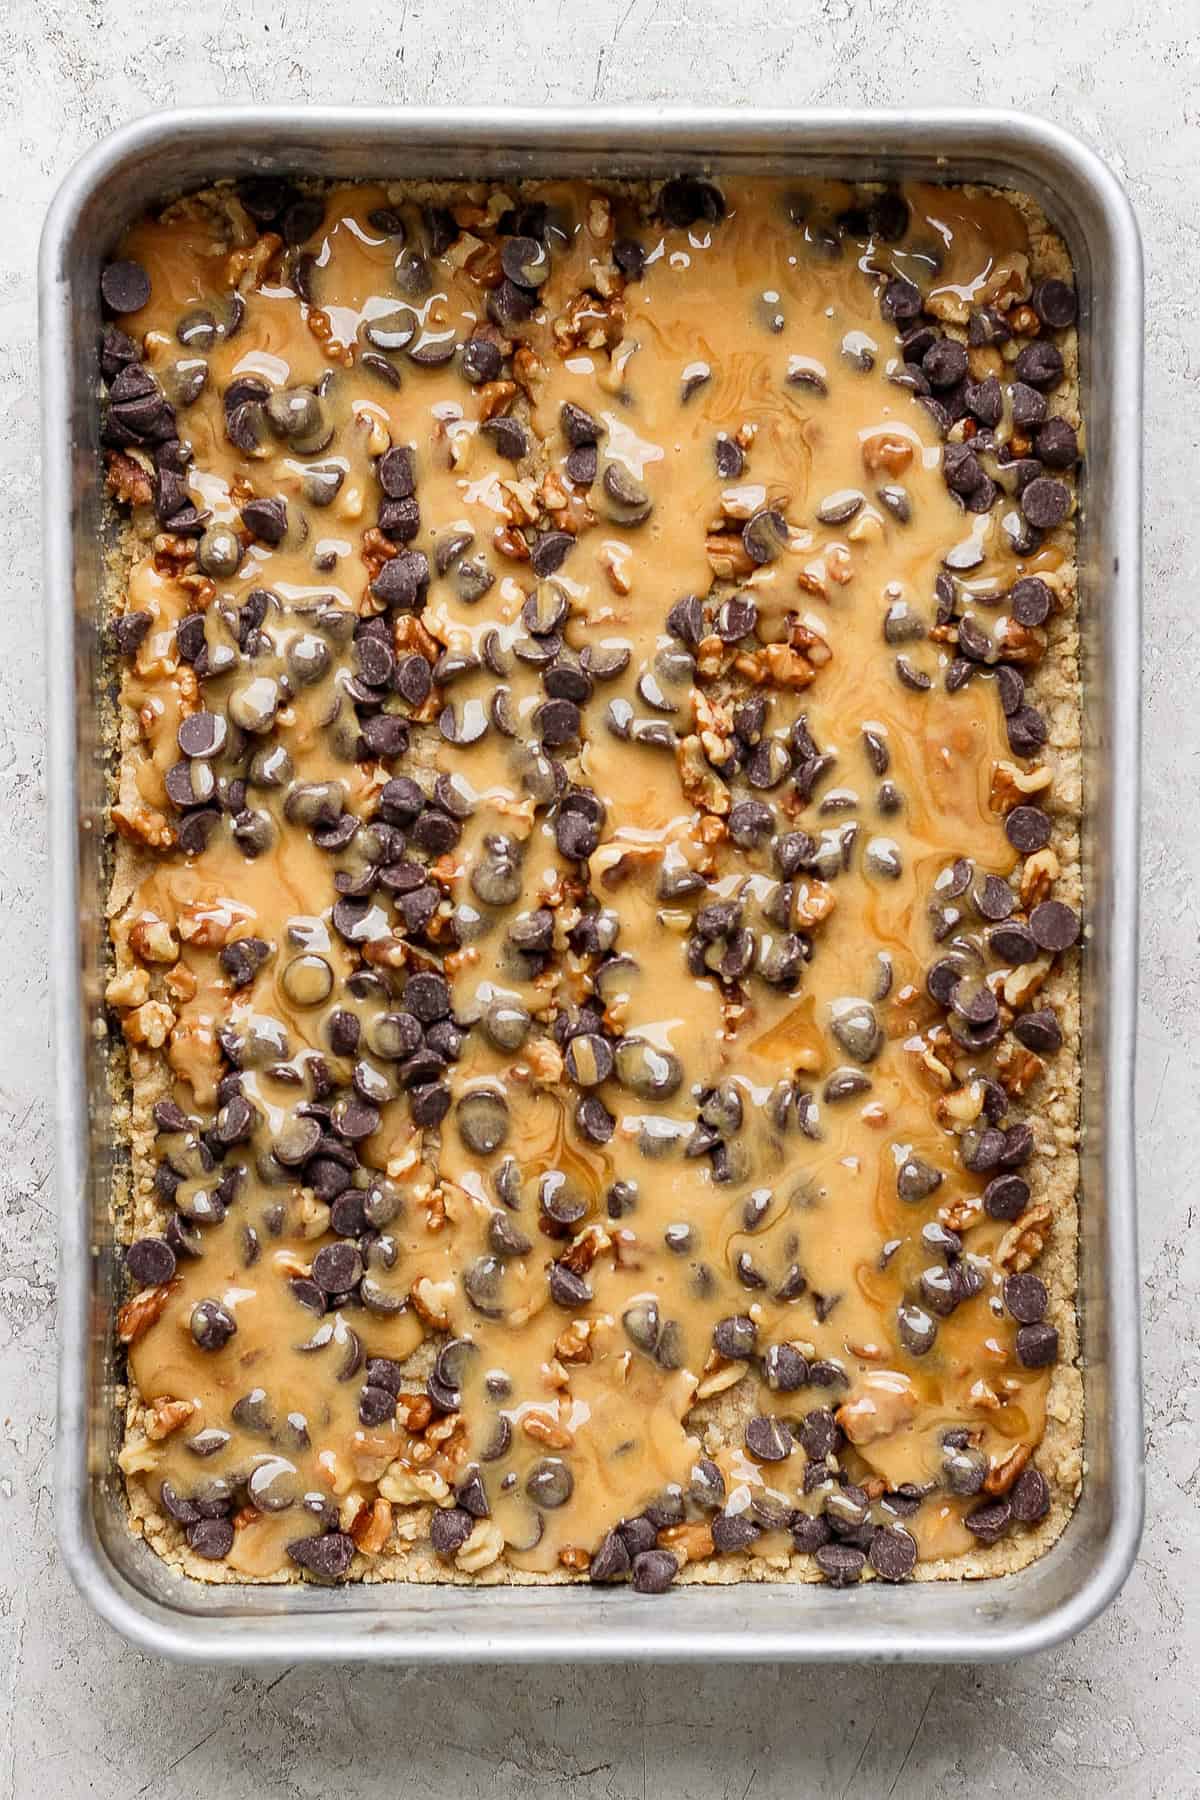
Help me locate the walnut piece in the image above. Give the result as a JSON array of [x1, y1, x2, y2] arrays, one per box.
[[995, 1201, 1052, 1272], [145, 1396, 196, 1440], [990, 760, 1053, 813], [121, 1000, 176, 1049], [455, 1518, 505, 1572], [112, 802, 175, 851], [117, 1281, 174, 1345], [105, 451, 153, 507], [836, 1369, 919, 1445], [350, 1498, 394, 1555]]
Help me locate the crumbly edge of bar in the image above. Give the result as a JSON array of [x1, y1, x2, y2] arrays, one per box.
[[107, 176, 1083, 1589]]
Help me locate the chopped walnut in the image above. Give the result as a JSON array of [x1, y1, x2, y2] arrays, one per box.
[[117, 1438, 160, 1476], [995, 1201, 1052, 1272], [1003, 956, 1052, 1009], [521, 1410, 574, 1451], [991, 759, 1053, 812], [705, 532, 756, 580], [105, 966, 150, 1009], [552, 288, 625, 355], [940, 1194, 985, 1233], [378, 1462, 450, 1506], [789, 878, 836, 932], [121, 1000, 176, 1050], [554, 1319, 595, 1364], [350, 1498, 393, 1554], [598, 541, 632, 594], [226, 231, 282, 292], [116, 1281, 174, 1345], [677, 734, 731, 815], [112, 802, 175, 851], [558, 1545, 592, 1573], [395, 1393, 435, 1434], [861, 430, 914, 475], [658, 1520, 715, 1564], [410, 1276, 455, 1329], [105, 451, 154, 508], [695, 1355, 750, 1400], [984, 1442, 1031, 1495], [1020, 847, 1060, 909], [994, 1039, 1045, 1096], [994, 618, 1046, 666], [476, 379, 518, 422], [145, 1396, 196, 1440], [455, 1518, 505, 1572], [836, 1369, 918, 1444]]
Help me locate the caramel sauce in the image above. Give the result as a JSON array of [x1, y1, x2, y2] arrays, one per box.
[[114, 177, 1058, 1580]]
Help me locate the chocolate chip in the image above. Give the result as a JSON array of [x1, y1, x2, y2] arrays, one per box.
[[480, 416, 529, 461], [797, 1407, 840, 1459], [311, 1242, 363, 1294], [1016, 1321, 1059, 1368], [461, 336, 503, 386], [613, 238, 646, 280], [743, 508, 789, 565], [666, 595, 706, 647], [177, 710, 227, 760], [1031, 278, 1077, 329], [190, 1299, 236, 1350], [548, 1261, 592, 1309], [1004, 1272, 1048, 1324], [126, 1237, 176, 1286], [713, 1314, 757, 1359], [371, 550, 429, 614], [1010, 381, 1048, 429], [983, 1174, 1030, 1221], [1014, 341, 1064, 391], [241, 495, 287, 545], [1008, 702, 1048, 757], [791, 1514, 832, 1554], [631, 1549, 678, 1594], [745, 1415, 793, 1462], [881, 276, 921, 322], [580, 1530, 629, 1584], [923, 338, 968, 389], [975, 875, 1016, 922], [1014, 1008, 1063, 1054], [101, 260, 151, 314], [187, 1517, 234, 1560], [1021, 476, 1071, 529], [715, 433, 744, 478], [965, 1499, 1012, 1544], [867, 1524, 917, 1582], [712, 1513, 760, 1553], [1035, 417, 1079, 469], [564, 443, 597, 486], [1029, 900, 1080, 952], [429, 1506, 474, 1559], [372, 448, 416, 507], [895, 655, 932, 692], [965, 374, 1003, 427], [658, 176, 725, 228], [530, 530, 574, 577], [287, 1530, 356, 1582], [404, 971, 451, 1023], [1005, 806, 1052, 853], [815, 1542, 865, 1586], [1011, 1466, 1052, 1523]]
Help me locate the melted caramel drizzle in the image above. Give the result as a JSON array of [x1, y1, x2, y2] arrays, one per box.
[[116, 177, 1057, 1578]]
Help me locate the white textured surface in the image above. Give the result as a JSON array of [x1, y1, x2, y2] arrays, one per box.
[[3, 1, 1195, 1794]]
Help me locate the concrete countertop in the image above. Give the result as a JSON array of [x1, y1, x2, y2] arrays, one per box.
[[2, 1, 1194, 1794]]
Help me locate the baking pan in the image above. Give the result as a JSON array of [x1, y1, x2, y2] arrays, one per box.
[[41, 106, 1143, 1662]]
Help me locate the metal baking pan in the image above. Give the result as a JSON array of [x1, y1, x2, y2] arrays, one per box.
[[41, 106, 1143, 1663]]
